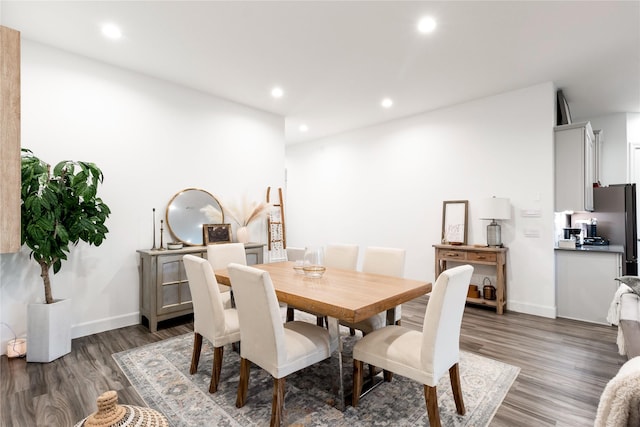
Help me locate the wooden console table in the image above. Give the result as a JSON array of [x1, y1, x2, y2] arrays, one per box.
[[137, 243, 265, 332], [433, 244, 508, 314]]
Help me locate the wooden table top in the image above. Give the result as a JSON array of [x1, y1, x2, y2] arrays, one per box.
[[215, 261, 432, 324]]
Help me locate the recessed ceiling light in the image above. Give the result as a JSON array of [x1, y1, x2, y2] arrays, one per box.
[[271, 87, 284, 98], [417, 16, 437, 34], [299, 124, 309, 132], [101, 23, 122, 40], [381, 98, 393, 108]]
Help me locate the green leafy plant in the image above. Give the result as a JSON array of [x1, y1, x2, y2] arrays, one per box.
[[21, 149, 111, 304]]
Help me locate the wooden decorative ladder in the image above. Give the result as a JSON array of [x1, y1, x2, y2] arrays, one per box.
[[266, 187, 287, 262]]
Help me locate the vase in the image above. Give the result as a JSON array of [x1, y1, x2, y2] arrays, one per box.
[[27, 298, 72, 363], [303, 247, 326, 278], [236, 226, 250, 243]]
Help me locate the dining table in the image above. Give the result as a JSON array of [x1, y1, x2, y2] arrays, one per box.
[[215, 260, 432, 410]]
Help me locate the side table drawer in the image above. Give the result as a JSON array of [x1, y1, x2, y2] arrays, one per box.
[[440, 250, 467, 261], [467, 252, 497, 262]]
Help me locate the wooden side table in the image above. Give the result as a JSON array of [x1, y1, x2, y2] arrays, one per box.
[[433, 244, 508, 314]]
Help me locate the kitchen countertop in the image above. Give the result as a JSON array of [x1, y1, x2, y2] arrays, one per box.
[[554, 244, 624, 254]]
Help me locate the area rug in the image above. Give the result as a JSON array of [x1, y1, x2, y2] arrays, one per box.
[[113, 330, 519, 427]]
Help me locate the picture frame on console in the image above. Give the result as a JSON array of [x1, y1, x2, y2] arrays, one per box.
[[203, 223, 232, 245], [442, 200, 468, 245]]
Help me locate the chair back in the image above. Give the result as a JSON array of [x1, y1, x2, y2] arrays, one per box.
[[362, 246, 405, 277], [420, 264, 474, 380], [325, 243, 359, 270], [227, 263, 286, 376], [286, 246, 306, 262], [207, 243, 247, 270], [183, 255, 228, 337]]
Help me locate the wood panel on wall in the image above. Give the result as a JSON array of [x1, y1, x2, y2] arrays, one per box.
[[0, 26, 21, 254]]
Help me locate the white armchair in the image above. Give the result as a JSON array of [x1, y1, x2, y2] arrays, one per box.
[[183, 255, 241, 393], [351, 264, 474, 427]]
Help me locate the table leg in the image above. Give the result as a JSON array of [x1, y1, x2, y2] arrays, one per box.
[[327, 316, 344, 411], [386, 306, 397, 326]]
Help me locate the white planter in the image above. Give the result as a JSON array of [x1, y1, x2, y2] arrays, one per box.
[[27, 298, 72, 363]]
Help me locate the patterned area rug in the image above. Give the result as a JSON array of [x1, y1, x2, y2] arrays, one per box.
[[114, 326, 519, 427]]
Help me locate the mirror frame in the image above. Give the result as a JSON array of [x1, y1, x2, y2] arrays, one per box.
[[441, 200, 468, 245], [165, 188, 225, 246]]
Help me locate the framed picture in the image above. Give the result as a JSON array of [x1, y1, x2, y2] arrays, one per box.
[[556, 89, 572, 125], [442, 200, 468, 245], [203, 223, 232, 245]]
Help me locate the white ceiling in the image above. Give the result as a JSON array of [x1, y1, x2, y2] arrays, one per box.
[[2, 1, 639, 144]]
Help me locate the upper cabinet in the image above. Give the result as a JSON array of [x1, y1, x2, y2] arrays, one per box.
[[554, 121, 595, 212], [0, 26, 21, 254]]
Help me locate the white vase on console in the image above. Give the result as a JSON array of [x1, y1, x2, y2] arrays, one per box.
[[236, 226, 250, 243]]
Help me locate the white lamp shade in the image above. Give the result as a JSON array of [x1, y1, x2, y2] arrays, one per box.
[[479, 197, 511, 220]]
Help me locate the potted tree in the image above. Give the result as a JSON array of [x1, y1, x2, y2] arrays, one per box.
[[21, 149, 111, 362]]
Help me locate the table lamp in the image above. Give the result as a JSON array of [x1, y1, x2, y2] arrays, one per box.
[[479, 197, 511, 247]]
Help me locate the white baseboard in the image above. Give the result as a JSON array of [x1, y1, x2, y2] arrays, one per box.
[[507, 300, 556, 318], [71, 312, 140, 339]]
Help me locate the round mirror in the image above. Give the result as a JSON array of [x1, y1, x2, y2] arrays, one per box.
[[165, 188, 224, 246]]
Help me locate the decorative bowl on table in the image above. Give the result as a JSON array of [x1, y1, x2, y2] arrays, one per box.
[[303, 265, 326, 278], [167, 242, 183, 250]]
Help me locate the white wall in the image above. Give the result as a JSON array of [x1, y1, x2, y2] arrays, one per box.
[[285, 82, 557, 318], [0, 41, 285, 354], [629, 114, 640, 142]]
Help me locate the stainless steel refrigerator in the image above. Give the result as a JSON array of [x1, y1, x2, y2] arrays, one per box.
[[593, 184, 638, 275]]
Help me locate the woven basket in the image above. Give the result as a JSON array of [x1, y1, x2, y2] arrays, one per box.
[[74, 390, 168, 427]]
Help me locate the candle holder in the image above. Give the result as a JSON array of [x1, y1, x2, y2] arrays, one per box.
[[158, 219, 166, 251], [151, 208, 157, 250]]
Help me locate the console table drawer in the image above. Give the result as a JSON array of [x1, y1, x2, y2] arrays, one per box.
[[441, 250, 467, 261], [467, 252, 497, 262]]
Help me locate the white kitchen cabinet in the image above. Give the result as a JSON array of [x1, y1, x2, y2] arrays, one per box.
[[556, 247, 622, 325], [554, 121, 595, 212]]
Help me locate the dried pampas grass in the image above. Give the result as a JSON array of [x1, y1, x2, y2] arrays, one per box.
[[224, 195, 272, 227]]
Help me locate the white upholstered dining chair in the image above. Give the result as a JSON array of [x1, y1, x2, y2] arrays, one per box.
[[285, 246, 306, 262], [182, 255, 241, 393], [340, 246, 405, 335], [351, 264, 474, 427], [324, 243, 359, 270], [228, 263, 332, 427], [207, 242, 247, 295]]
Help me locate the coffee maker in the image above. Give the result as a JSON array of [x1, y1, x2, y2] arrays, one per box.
[[563, 227, 582, 246]]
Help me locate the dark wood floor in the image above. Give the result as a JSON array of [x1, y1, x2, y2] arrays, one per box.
[[1, 298, 625, 426]]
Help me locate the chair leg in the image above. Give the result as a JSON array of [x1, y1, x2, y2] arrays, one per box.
[[352, 359, 364, 407], [236, 357, 251, 408], [316, 316, 324, 327], [349, 328, 356, 336], [270, 377, 286, 427], [424, 385, 441, 427], [209, 346, 224, 393], [190, 332, 203, 375], [286, 307, 295, 322], [449, 363, 466, 415], [383, 370, 393, 382]]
